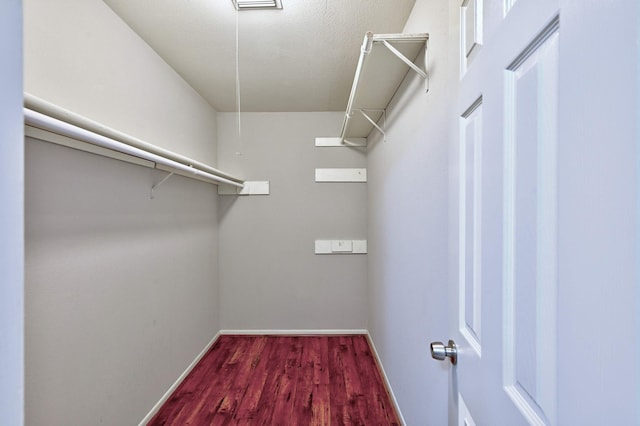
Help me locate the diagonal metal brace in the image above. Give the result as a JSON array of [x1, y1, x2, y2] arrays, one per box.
[[151, 171, 175, 199], [359, 110, 385, 137], [358, 109, 387, 142], [381, 39, 428, 80]]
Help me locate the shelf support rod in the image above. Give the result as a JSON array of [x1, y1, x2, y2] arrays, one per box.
[[359, 109, 386, 141], [381, 39, 428, 80], [424, 39, 430, 92], [339, 32, 374, 144], [151, 171, 175, 199]]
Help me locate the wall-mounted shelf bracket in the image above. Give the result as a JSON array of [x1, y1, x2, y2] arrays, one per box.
[[151, 171, 175, 199], [358, 109, 386, 142], [218, 180, 269, 196], [339, 32, 429, 145], [315, 168, 367, 183], [380, 39, 429, 91], [315, 137, 367, 147]]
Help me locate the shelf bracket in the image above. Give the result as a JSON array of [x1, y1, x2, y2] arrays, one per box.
[[358, 109, 387, 142], [151, 171, 175, 199], [339, 33, 429, 144], [381, 39, 429, 92], [381, 39, 427, 79]]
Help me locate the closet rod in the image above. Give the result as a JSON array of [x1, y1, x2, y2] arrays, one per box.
[[24, 108, 245, 188], [24, 93, 244, 187]]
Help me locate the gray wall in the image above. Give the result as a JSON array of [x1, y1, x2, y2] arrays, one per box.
[[23, 0, 222, 424], [22, 0, 450, 424], [217, 112, 368, 330], [25, 140, 220, 425], [0, 1, 24, 424], [366, 0, 454, 424], [24, 0, 218, 164]]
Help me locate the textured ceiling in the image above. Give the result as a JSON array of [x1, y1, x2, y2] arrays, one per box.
[[102, 0, 416, 112]]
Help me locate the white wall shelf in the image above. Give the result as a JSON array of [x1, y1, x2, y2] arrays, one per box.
[[340, 32, 429, 145], [315, 137, 366, 147], [24, 93, 245, 191], [315, 168, 367, 183], [218, 181, 270, 195]]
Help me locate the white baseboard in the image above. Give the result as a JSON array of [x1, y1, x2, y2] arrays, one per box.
[[219, 329, 368, 335], [137, 329, 404, 426], [365, 332, 407, 426], [137, 332, 221, 426]]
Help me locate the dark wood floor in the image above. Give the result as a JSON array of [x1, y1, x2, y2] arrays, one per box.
[[148, 335, 401, 425]]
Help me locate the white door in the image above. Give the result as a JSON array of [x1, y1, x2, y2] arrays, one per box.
[[0, 0, 24, 424], [441, 0, 640, 424]]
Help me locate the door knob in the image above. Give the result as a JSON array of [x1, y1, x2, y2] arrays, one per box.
[[430, 339, 457, 365]]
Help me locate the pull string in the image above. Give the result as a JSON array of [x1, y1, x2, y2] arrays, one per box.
[[235, 8, 243, 156]]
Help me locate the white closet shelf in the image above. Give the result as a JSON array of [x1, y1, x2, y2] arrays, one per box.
[[340, 32, 429, 144], [23, 93, 244, 189]]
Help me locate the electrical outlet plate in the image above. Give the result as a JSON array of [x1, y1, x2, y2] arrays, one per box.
[[315, 240, 367, 255]]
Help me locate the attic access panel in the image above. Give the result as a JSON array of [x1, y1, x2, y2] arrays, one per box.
[[340, 33, 429, 144]]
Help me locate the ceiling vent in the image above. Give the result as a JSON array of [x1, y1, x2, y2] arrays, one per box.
[[231, 0, 282, 10]]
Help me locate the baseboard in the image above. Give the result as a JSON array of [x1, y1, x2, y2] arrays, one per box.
[[219, 329, 368, 335], [365, 332, 407, 426], [137, 331, 221, 426]]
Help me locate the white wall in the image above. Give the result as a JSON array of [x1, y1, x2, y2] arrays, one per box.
[[366, 0, 454, 424], [24, 0, 218, 164], [0, 1, 24, 424], [24, 0, 222, 424], [217, 112, 368, 330]]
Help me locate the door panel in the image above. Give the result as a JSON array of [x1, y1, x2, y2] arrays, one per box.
[[503, 23, 559, 426], [449, 0, 639, 424], [458, 393, 477, 426], [459, 96, 483, 356], [451, 0, 562, 424], [460, 0, 483, 75]]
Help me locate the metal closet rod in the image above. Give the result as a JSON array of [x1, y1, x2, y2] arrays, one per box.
[[24, 93, 244, 188]]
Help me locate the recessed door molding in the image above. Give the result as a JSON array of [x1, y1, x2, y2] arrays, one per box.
[[503, 18, 559, 425]]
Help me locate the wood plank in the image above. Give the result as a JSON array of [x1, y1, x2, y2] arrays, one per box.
[[199, 336, 254, 423], [328, 336, 350, 425], [148, 335, 400, 425], [175, 335, 252, 424], [231, 336, 275, 424], [311, 335, 331, 425], [341, 336, 369, 423], [269, 336, 303, 423], [353, 335, 401, 425], [147, 336, 235, 425], [250, 336, 290, 424], [288, 336, 317, 425], [207, 336, 268, 424]]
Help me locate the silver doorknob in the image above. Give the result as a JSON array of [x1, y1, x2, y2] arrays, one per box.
[[430, 339, 457, 365]]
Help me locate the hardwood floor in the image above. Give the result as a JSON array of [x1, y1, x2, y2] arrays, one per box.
[[148, 335, 401, 425]]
